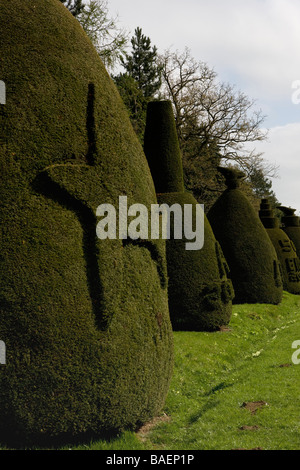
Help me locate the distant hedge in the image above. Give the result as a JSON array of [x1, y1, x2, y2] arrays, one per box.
[[144, 101, 234, 331], [259, 200, 300, 294], [207, 169, 283, 304], [0, 0, 173, 446], [278, 206, 300, 259]]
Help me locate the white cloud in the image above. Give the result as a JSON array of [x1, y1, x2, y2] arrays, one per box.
[[108, 0, 300, 210], [175, 0, 300, 102], [190, 1, 300, 131], [110, 0, 300, 102]]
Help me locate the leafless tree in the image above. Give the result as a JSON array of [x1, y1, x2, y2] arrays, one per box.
[[159, 47, 271, 172], [76, 0, 128, 70], [157, 47, 280, 209]]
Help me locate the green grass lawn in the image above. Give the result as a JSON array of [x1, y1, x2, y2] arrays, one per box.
[[2, 291, 300, 450], [70, 291, 300, 451]]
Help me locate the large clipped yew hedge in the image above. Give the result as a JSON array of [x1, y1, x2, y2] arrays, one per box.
[[278, 206, 300, 259], [144, 101, 234, 331], [0, 0, 173, 446], [259, 200, 300, 295], [207, 169, 283, 305]]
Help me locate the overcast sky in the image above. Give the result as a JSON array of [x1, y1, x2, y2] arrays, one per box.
[[108, 0, 300, 213]]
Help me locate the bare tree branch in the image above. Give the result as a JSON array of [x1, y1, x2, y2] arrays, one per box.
[[158, 47, 269, 172]]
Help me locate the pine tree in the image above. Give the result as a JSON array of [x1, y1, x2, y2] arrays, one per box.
[[114, 27, 162, 142], [113, 73, 147, 141], [120, 27, 162, 99]]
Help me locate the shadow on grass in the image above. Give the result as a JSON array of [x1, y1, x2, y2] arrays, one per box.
[[188, 382, 235, 424], [0, 425, 121, 450], [189, 400, 221, 424], [205, 381, 235, 396]]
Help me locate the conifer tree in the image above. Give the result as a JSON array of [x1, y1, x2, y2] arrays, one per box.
[[114, 27, 162, 142], [120, 27, 162, 99], [113, 73, 147, 140]]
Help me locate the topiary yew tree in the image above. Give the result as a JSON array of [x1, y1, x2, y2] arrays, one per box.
[[207, 169, 283, 305], [0, 0, 173, 446], [278, 206, 300, 259], [259, 200, 300, 294], [144, 100, 234, 332]]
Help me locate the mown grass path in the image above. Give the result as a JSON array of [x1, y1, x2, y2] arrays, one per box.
[[147, 292, 300, 450]]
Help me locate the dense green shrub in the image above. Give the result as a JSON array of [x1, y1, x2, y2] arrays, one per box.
[[207, 169, 283, 304], [0, 0, 173, 446], [144, 101, 234, 331], [278, 206, 300, 258], [144, 101, 184, 194], [259, 199, 300, 294]]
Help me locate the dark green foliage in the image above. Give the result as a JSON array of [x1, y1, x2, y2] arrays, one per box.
[[278, 206, 300, 259], [144, 101, 185, 194], [157, 192, 234, 331], [120, 27, 162, 99], [249, 166, 279, 205], [0, 0, 173, 446], [144, 101, 234, 331], [60, 0, 84, 17], [207, 169, 283, 305], [114, 27, 162, 143], [113, 73, 147, 144], [183, 137, 224, 211], [259, 200, 300, 294]]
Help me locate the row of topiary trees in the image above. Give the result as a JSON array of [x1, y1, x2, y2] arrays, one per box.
[[1, 0, 300, 449], [143, 100, 300, 332]]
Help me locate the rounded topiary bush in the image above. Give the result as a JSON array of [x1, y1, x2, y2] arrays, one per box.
[[259, 199, 300, 294], [278, 206, 300, 258], [144, 101, 234, 331], [207, 169, 283, 305], [0, 0, 173, 446], [157, 192, 234, 331]]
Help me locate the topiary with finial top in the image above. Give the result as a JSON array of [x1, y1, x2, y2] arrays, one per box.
[[277, 206, 300, 259], [144, 100, 234, 332], [207, 168, 283, 304], [259, 200, 300, 294]]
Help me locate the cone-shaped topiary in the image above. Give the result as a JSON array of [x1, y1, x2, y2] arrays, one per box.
[[207, 169, 283, 304], [0, 0, 173, 446], [144, 101, 234, 331], [259, 200, 300, 294], [144, 100, 185, 194], [278, 206, 300, 259]]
